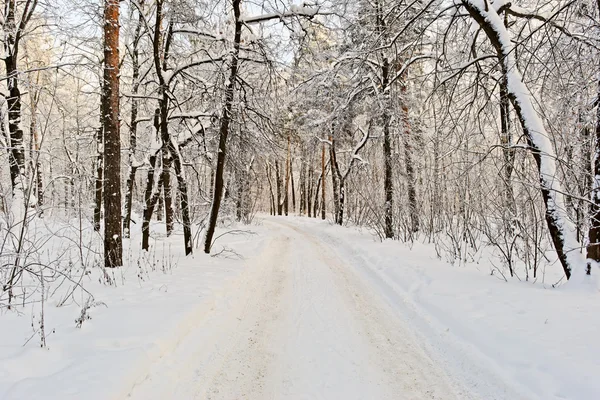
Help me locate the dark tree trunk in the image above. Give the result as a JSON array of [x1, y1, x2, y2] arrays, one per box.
[[236, 169, 243, 221], [102, 0, 123, 268], [400, 78, 419, 234], [314, 174, 322, 219], [203, 0, 242, 253], [307, 164, 313, 217], [290, 159, 296, 213], [161, 151, 174, 236], [376, 0, 394, 239], [382, 59, 393, 238], [266, 162, 276, 216], [321, 142, 326, 220], [275, 160, 283, 215], [299, 157, 306, 215], [284, 139, 290, 216], [167, 142, 193, 255], [339, 180, 345, 225], [141, 148, 160, 251], [3, 0, 31, 197], [329, 135, 342, 224]]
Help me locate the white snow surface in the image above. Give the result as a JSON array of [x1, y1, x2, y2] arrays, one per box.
[[1, 216, 599, 399]]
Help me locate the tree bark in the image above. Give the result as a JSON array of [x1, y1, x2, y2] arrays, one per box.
[[102, 0, 123, 268], [275, 160, 283, 215], [141, 113, 160, 252], [321, 142, 326, 220], [203, 0, 242, 253], [382, 58, 394, 238], [290, 157, 296, 214], [4, 0, 35, 198], [314, 173, 322, 219], [266, 162, 276, 215], [161, 150, 174, 235], [375, 0, 394, 239], [299, 156, 306, 215], [307, 164, 313, 217], [284, 138, 290, 216], [329, 135, 342, 224]]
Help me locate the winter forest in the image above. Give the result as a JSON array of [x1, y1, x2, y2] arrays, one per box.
[[1, 0, 600, 399]]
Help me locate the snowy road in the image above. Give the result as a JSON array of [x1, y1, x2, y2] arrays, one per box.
[[123, 219, 461, 400]]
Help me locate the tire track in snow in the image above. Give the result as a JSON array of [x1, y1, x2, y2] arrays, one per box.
[[200, 234, 291, 399], [125, 219, 463, 399], [272, 219, 460, 400]]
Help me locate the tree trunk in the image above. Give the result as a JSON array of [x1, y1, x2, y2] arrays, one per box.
[[161, 151, 174, 236], [299, 157, 306, 215], [329, 135, 342, 224], [307, 164, 313, 217], [167, 141, 193, 255], [284, 139, 290, 216], [142, 148, 160, 251], [400, 78, 419, 234], [314, 173, 322, 219], [382, 59, 394, 238], [275, 160, 283, 215], [290, 157, 296, 214], [102, 0, 123, 268], [4, 0, 29, 199], [321, 142, 326, 220], [376, 0, 394, 239], [123, 0, 144, 238], [94, 122, 103, 232], [463, 0, 582, 279], [266, 162, 276, 216], [203, 0, 242, 253]]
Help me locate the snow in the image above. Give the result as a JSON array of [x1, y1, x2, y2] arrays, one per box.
[[0, 218, 271, 400], [1, 216, 599, 399]]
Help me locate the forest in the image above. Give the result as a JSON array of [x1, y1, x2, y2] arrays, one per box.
[[1, 0, 598, 288], [1, 1, 600, 399]]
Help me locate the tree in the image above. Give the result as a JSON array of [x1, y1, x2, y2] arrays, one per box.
[[102, 0, 123, 268], [2, 0, 38, 200]]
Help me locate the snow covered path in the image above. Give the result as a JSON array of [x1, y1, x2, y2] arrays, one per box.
[[124, 218, 460, 400], [2, 217, 597, 399]]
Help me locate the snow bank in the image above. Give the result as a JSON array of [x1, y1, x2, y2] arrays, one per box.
[[0, 220, 270, 400], [288, 217, 600, 400]]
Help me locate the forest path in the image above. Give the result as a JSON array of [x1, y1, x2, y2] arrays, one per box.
[[123, 218, 461, 400]]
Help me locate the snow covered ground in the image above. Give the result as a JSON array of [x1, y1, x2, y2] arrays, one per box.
[[1, 216, 599, 399]]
